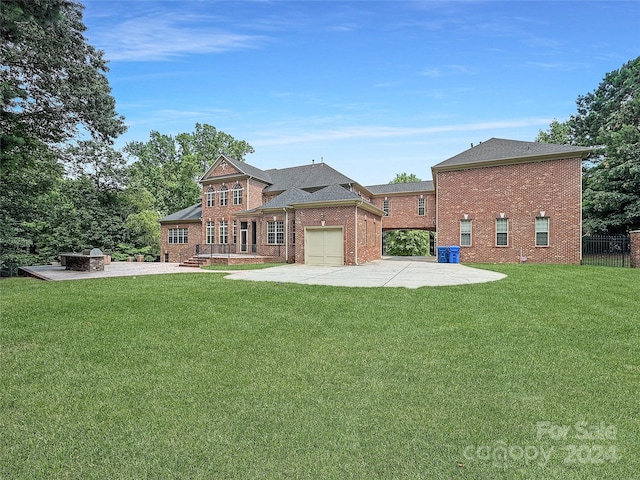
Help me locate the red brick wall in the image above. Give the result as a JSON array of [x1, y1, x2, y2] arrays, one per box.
[[160, 222, 202, 263], [436, 157, 582, 264], [630, 230, 640, 268], [372, 193, 436, 231], [294, 206, 382, 265], [356, 208, 383, 264]]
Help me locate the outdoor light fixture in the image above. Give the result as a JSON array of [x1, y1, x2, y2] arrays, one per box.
[[321, 213, 325, 227]]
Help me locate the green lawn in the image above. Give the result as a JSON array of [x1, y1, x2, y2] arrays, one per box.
[[1, 265, 638, 479]]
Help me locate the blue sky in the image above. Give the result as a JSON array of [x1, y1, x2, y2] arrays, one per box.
[[82, 0, 639, 185]]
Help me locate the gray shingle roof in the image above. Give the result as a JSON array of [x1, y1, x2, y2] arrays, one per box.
[[302, 184, 362, 203], [260, 187, 312, 209], [433, 138, 592, 170], [366, 180, 434, 194], [263, 162, 356, 192], [159, 203, 202, 222]]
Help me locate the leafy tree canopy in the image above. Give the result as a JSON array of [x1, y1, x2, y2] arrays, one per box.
[[1, 0, 126, 159], [384, 230, 431, 256], [390, 172, 421, 184], [125, 125, 254, 216], [536, 57, 640, 234]]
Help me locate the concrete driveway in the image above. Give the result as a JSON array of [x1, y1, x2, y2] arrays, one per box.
[[226, 257, 505, 288], [20, 257, 506, 288]]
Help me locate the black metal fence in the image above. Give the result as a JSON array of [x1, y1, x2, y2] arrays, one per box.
[[582, 235, 631, 267]]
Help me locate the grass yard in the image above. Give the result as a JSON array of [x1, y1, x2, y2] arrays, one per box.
[[1, 264, 638, 479]]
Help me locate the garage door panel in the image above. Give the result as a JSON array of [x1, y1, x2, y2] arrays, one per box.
[[305, 228, 343, 266]]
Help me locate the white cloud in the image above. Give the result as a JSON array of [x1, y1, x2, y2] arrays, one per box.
[[252, 118, 552, 146], [90, 12, 267, 61]]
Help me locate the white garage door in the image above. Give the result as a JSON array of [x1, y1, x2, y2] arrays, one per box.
[[305, 227, 344, 266]]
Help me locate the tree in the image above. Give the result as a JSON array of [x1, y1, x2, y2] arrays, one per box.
[[125, 125, 255, 216], [177, 123, 255, 172], [535, 119, 571, 144], [1, 0, 125, 153], [390, 172, 421, 184], [574, 57, 640, 234], [1, 0, 125, 270], [124, 131, 202, 217], [384, 230, 431, 256], [536, 57, 640, 234]]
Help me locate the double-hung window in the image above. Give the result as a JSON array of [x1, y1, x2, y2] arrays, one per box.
[[219, 186, 228, 206], [206, 187, 215, 207], [233, 183, 243, 205], [418, 198, 425, 216], [383, 199, 389, 216], [496, 218, 509, 246], [536, 217, 550, 246], [460, 219, 472, 246], [168, 228, 188, 244], [206, 221, 215, 244], [219, 220, 228, 244], [267, 221, 284, 244]]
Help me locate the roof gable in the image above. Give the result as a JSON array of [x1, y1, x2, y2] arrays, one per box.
[[432, 138, 592, 171], [200, 154, 272, 184], [264, 162, 356, 192]]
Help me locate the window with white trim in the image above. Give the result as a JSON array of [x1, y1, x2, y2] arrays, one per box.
[[219, 185, 228, 206], [460, 219, 472, 246], [168, 228, 188, 244], [233, 220, 237, 244], [383, 199, 389, 216], [219, 220, 228, 244], [233, 183, 243, 205], [418, 198, 425, 216], [496, 218, 509, 246], [536, 217, 549, 246], [206, 187, 215, 207], [206, 221, 215, 244], [267, 221, 284, 244]]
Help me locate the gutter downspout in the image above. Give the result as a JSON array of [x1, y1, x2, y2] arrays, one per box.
[[284, 208, 289, 263], [355, 202, 363, 265]]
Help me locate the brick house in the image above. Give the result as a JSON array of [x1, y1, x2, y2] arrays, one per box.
[[433, 138, 591, 264], [160, 138, 591, 265]]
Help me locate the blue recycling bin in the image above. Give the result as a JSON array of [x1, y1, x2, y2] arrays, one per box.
[[448, 246, 460, 264], [437, 246, 449, 263]]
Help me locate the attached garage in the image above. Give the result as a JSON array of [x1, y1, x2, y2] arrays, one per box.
[[305, 227, 344, 266]]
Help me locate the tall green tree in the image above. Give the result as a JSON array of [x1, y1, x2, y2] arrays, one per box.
[[536, 57, 640, 234], [125, 125, 255, 216], [1, 0, 126, 269], [177, 123, 255, 172], [535, 119, 571, 144], [390, 172, 421, 184], [574, 57, 640, 235]]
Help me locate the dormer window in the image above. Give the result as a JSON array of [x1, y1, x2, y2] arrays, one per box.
[[206, 186, 215, 207], [233, 182, 243, 205]]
